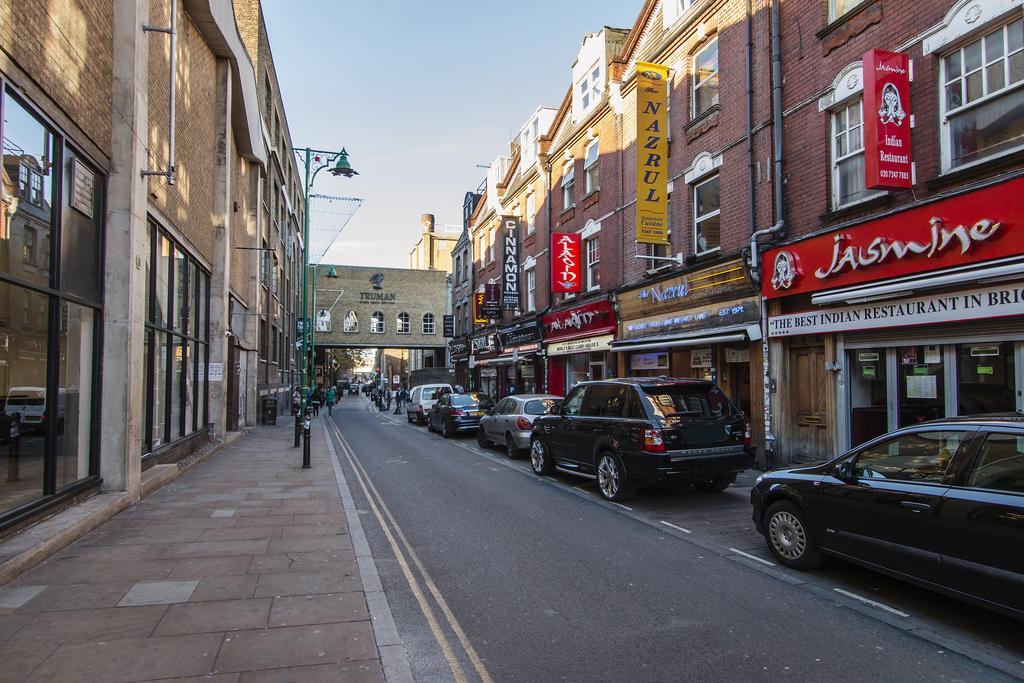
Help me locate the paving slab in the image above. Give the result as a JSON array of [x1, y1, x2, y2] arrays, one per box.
[[153, 598, 272, 636], [118, 580, 199, 606], [214, 621, 378, 672], [238, 661, 385, 683], [27, 632, 224, 681], [269, 592, 368, 627]]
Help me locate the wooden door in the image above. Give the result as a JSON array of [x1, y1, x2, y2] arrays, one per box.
[[786, 343, 831, 462]]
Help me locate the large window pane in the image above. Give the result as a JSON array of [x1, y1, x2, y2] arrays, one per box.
[[958, 342, 1016, 415], [55, 302, 95, 490], [153, 333, 168, 449], [156, 235, 170, 327], [184, 340, 195, 436], [174, 247, 187, 332], [143, 330, 152, 453], [2, 90, 55, 290], [189, 260, 199, 339], [0, 283, 49, 511], [949, 87, 1024, 167], [197, 342, 208, 430], [898, 345, 945, 427], [171, 337, 184, 438], [60, 151, 101, 302]]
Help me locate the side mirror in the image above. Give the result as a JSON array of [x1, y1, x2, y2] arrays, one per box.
[[834, 461, 854, 480]]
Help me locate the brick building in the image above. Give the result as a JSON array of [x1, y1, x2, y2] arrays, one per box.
[[0, 0, 306, 536], [760, 0, 1024, 464]]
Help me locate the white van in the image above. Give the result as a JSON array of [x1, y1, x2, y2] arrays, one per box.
[[4, 387, 65, 433], [406, 383, 452, 425]]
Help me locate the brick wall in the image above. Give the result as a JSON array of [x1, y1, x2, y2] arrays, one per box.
[[0, 0, 113, 157], [147, 0, 217, 262], [778, 0, 1021, 246]]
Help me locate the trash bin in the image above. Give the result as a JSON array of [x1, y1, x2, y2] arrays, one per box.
[[261, 397, 278, 425]]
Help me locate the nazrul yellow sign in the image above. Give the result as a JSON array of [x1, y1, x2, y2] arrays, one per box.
[[635, 61, 670, 245]]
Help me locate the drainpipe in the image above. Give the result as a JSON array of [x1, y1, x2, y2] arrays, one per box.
[[751, 0, 786, 468], [745, 0, 756, 241], [141, 0, 177, 185]]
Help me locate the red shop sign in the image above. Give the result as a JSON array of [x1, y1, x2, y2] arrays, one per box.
[[864, 49, 913, 190], [542, 298, 617, 343], [761, 177, 1024, 299], [551, 232, 582, 293]]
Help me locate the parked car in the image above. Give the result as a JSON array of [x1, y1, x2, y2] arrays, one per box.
[[530, 378, 752, 501], [428, 391, 494, 437], [348, 383, 360, 396], [751, 415, 1024, 620], [478, 394, 562, 459], [406, 383, 453, 425], [0, 411, 19, 445]]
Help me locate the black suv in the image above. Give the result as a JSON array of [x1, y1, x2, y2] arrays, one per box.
[[530, 378, 753, 501]]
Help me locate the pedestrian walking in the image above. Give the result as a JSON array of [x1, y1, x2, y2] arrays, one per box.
[[383, 387, 392, 411], [310, 385, 322, 417], [394, 385, 408, 414], [326, 386, 336, 416]]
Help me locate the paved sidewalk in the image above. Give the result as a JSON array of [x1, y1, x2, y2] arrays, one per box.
[[0, 421, 390, 682]]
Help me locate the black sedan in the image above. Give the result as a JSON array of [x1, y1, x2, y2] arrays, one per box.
[[751, 415, 1024, 620], [428, 392, 494, 438]]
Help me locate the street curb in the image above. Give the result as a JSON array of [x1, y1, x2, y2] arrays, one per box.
[[322, 419, 414, 683]]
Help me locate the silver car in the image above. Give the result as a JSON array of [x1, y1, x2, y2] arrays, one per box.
[[477, 394, 562, 459]]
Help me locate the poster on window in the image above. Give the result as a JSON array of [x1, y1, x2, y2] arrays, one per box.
[[863, 49, 913, 189], [315, 309, 332, 333], [635, 61, 670, 245], [502, 218, 520, 309], [551, 232, 582, 293]]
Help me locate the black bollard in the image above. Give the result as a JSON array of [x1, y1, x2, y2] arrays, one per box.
[[293, 410, 301, 448], [302, 410, 311, 469]]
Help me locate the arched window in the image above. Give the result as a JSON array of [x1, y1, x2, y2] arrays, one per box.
[[422, 313, 436, 335], [343, 310, 358, 333], [371, 311, 385, 334], [397, 312, 411, 334]]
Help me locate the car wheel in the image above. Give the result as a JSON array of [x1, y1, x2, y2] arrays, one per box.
[[530, 439, 554, 475], [407, 412, 413, 423], [477, 428, 490, 448], [427, 418, 435, 433], [693, 475, 732, 493], [763, 500, 824, 570], [505, 435, 520, 460], [442, 419, 454, 438], [597, 453, 634, 502]]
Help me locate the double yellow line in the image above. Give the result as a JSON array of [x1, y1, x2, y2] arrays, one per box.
[[326, 418, 494, 683]]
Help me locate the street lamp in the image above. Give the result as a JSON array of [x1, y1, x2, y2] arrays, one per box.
[[294, 147, 358, 397]]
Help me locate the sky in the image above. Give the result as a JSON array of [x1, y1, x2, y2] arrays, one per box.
[[262, 0, 643, 269]]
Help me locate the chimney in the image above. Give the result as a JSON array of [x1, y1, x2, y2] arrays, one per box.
[[420, 214, 435, 234]]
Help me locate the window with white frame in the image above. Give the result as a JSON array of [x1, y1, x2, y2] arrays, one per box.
[[584, 140, 600, 194], [561, 161, 575, 210], [831, 99, 880, 208], [941, 17, 1024, 171], [828, 0, 867, 24], [585, 236, 600, 290], [422, 312, 436, 334], [693, 38, 719, 118], [526, 193, 536, 234], [526, 267, 536, 311], [343, 310, 358, 333], [371, 311, 385, 334], [693, 175, 720, 254], [488, 227, 495, 263], [578, 62, 602, 114], [397, 312, 411, 334]]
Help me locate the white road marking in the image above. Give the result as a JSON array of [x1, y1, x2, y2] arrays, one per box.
[[612, 502, 633, 511], [833, 588, 910, 618], [660, 520, 692, 534], [728, 547, 776, 567]]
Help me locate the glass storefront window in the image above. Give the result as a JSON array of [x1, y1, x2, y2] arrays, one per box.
[[156, 235, 170, 326], [56, 302, 95, 490], [958, 342, 1016, 414], [849, 348, 888, 447], [153, 333, 168, 448], [0, 283, 49, 511], [171, 337, 184, 439], [898, 345, 945, 427], [174, 247, 187, 332], [60, 152, 101, 301]]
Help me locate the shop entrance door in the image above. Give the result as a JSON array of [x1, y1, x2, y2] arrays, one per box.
[[729, 362, 751, 419], [787, 342, 830, 462]]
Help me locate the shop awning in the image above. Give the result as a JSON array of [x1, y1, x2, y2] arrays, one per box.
[[474, 350, 538, 366], [609, 323, 762, 352]]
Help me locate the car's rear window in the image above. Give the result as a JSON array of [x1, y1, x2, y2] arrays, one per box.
[[422, 388, 440, 400], [8, 395, 44, 406], [642, 385, 733, 420], [453, 392, 489, 407], [524, 399, 561, 415]]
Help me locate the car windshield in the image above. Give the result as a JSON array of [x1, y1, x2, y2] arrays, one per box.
[[422, 388, 441, 400], [453, 392, 489, 407], [8, 394, 44, 406], [642, 385, 733, 420], [524, 399, 561, 415]]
